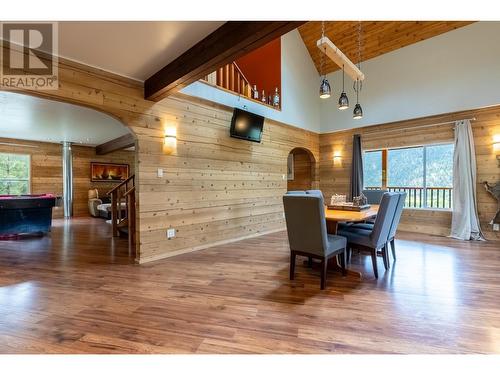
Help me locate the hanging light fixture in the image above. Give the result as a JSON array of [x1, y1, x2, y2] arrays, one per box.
[[319, 21, 331, 99], [353, 80, 363, 119], [338, 64, 349, 110], [353, 22, 363, 119]]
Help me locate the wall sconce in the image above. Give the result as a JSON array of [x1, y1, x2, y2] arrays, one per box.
[[163, 127, 177, 154], [493, 135, 500, 166], [333, 151, 342, 166]]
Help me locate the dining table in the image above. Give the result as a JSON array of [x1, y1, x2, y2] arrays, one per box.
[[325, 204, 379, 234], [323, 204, 380, 277]]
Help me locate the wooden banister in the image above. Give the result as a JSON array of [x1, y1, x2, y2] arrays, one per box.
[[107, 175, 135, 196], [107, 174, 136, 250]]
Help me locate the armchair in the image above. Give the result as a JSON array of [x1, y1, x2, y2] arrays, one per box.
[[88, 189, 102, 217]]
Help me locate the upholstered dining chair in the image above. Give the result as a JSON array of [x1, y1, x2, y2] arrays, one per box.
[[337, 192, 399, 278], [283, 194, 347, 289], [305, 190, 324, 200], [286, 190, 306, 195], [362, 189, 388, 204], [348, 192, 407, 261]]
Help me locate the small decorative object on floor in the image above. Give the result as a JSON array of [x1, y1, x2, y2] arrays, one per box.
[[483, 181, 500, 224], [330, 194, 347, 206], [272, 87, 280, 108]]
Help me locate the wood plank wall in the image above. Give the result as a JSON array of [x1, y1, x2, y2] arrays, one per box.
[[0, 137, 135, 218], [0, 51, 319, 262], [136, 94, 319, 262], [287, 148, 314, 191], [4, 46, 498, 263], [319, 105, 500, 240]]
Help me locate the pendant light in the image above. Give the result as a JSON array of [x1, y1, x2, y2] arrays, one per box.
[[353, 79, 363, 119], [353, 22, 363, 119], [338, 64, 349, 110], [319, 21, 331, 99]]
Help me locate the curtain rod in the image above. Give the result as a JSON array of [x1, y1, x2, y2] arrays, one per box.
[[362, 117, 476, 137]]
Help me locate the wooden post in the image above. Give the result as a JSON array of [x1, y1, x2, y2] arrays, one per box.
[[111, 191, 118, 237]]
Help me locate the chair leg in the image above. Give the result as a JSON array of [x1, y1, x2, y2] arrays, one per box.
[[346, 247, 352, 263], [371, 249, 379, 279], [390, 238, 396, 260], [382, 244, 389, 270], [320, 258, 327, 290], [339, 250, 347, 276], [290, 251, 296, 280]]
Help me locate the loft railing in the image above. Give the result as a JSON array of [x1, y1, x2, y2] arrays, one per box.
[[365, 186, 453, 209], [107, 174, 136, 247], [203, 62, 252, 97], [202, 62, 280, 109]]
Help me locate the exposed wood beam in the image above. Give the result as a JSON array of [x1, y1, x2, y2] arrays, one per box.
[[144, 21, 305, 102], [96, 134, 135, 155], [317, 36, 365, 81]]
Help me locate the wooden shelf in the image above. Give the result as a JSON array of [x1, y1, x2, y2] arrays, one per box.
[[198, 79, 282, 112]]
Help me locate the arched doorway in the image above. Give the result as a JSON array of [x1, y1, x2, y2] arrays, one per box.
[[287, 147, 316, 191], [0, 91, 137, 255]]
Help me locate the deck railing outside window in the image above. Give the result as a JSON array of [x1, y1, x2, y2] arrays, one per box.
[[365, 186, 453, 209]]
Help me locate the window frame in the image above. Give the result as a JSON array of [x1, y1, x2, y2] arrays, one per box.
[[0, 152, 32, 195], [363, 142, 454, 210]]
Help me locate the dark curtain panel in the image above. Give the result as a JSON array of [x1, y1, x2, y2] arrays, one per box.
[[350, 134, 364, 200]]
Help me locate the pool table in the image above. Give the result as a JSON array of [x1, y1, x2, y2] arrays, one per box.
[[0, 194, 57, 239]]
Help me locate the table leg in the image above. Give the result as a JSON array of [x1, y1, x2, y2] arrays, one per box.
[[326, 220, 338, 234]]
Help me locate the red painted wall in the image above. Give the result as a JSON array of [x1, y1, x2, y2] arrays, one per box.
[[235, 38, 281, 100]]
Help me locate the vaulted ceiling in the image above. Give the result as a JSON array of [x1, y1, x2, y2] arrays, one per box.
[[298, 21, 474, 75]]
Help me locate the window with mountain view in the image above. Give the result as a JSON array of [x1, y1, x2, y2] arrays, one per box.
[[0, 153, 30, 195], [363, 144, 453, 209]]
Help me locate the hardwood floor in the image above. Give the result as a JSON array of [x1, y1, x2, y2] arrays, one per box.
[[1, 217, 499, 354]]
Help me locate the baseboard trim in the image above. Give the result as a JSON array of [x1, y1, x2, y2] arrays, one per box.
[[138, 228, 285, 264]]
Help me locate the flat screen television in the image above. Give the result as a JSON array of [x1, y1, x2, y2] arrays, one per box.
[[229, 108, 264, 143]]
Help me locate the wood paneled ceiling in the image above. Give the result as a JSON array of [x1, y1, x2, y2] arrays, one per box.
[[298, 21, 474, 75]]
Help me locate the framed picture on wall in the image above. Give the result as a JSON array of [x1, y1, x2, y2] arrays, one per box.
[[91, 162, 129, 183], [287, 153, 294, 181]]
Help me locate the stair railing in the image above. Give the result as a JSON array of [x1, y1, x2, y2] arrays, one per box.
[[107, 174, 135, 245], [204, 62, 253, 98]]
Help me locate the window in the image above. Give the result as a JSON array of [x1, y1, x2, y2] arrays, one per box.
[[0, 153, 30, 195], [363, 150, 383, 188], [363, 144, 453, 209]]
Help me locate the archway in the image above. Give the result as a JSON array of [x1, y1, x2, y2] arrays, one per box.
[[0, 90, 137, 257], [287, 147, 317, 191]]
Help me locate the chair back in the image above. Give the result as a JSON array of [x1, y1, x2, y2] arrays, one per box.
[[88, 188, 99, 199], [388, 192, 406, 240], [369, 192, 399, 249], [283, 195, 328, 256], [306, 190, 324, 200], [286, 190, 306, 195], [362, 189, 388, 204]]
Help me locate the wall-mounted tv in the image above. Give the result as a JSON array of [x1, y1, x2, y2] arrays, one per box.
[[229, 108, 264, 143]]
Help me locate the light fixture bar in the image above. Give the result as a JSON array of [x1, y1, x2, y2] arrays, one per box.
[[316, 36, 365, 82]]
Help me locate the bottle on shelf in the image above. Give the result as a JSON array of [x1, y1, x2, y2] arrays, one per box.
[[272, 87, 280, 108], [252, 84, 259, 100], [261, 90, 266, 103]]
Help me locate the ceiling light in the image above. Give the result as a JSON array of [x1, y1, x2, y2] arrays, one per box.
[[318, 21, 331, 100], [320, 78, 331, 99], [338, 64, 349, 110], [353, 103, 363, 120]]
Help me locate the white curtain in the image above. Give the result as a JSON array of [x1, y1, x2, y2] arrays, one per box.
[[450, 120, 485, 241]]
